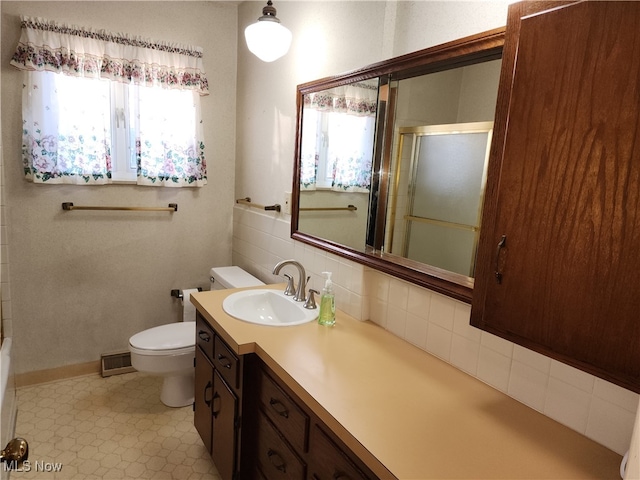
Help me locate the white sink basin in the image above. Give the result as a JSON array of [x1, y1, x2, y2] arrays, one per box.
[[222, 289, 318, 326]]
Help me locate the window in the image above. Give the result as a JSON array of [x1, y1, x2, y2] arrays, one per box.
[[300, 80, 378, 193], [12, 16, 209, 187]]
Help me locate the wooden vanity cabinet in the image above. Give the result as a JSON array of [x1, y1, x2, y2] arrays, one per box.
[[246, 360, 375, 480], [194, 311, 381, 479], [194, 313, 243, 480], [471, 1, 640, 393]]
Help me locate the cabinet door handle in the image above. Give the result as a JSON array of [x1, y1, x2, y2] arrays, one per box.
[[269, 398, 289, 418], [204, 381, 212, 408], [211, 391, 221, 418], [495, 234, 507, 284], [198, 330, 211, 342], [216, 354, 232, 369], [267, 448, 286, 473]]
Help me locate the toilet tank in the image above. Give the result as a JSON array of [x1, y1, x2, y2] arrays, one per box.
[[210, 266, 264, 290]]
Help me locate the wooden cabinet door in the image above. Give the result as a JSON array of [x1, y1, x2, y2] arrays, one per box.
[[212, 369, 238, 480], [472, 1, 640, 392], [194, 346, 213, 453]]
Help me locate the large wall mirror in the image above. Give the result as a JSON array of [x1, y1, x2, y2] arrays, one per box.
[[291, 28, 505, 302]]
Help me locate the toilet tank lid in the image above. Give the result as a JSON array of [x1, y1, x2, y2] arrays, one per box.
[[210, 266, 264, 289], [129, 322, 194, 351]]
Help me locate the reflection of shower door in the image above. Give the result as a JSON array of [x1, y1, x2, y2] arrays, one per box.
[[398, 122, 492, 277]]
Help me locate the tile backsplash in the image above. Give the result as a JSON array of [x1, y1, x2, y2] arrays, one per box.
[[232, 206, 638, 457]]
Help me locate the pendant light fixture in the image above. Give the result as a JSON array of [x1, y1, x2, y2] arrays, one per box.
[[244, 0, 292, 62]]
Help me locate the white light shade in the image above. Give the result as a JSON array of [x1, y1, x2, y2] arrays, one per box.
[[244, 20, 292, 63]]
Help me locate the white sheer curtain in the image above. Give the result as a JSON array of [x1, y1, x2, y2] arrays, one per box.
[[21, 71, 113, 184], [11, 16, 208, 186], [327, 114, 375, 192], [300, 81, 377, 192], [132, 84, 205, 187]]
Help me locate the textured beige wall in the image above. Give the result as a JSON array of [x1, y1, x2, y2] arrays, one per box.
[[1, 1, 238, 374]]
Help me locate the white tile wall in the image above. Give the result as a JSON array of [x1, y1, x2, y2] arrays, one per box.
[[232, 207, 639, 456]]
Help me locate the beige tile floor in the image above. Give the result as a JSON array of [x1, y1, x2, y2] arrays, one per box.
[[11, 372, 221, 480]]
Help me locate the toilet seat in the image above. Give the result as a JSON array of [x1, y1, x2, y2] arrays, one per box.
[[129, 323, 195, 356]]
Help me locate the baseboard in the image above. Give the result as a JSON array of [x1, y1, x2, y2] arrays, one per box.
[[15, 360, 102, 388]]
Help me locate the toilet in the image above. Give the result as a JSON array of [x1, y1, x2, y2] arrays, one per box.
[[128, 266, 264, 407]]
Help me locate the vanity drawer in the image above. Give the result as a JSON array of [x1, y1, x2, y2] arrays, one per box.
[[309, 425, 369, 480], [258, 369, 309, 453], [214, 335, 240, 389], [256, 412, 306, 480], [196, 315, 214, 361]]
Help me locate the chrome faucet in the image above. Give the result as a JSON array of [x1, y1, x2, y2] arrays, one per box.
[[272, 260, 307, 302]]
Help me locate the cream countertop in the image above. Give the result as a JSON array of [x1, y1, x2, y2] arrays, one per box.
[[191, 285, 622, 480]]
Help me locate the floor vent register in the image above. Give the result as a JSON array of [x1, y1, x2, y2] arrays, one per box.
[[100, 351, 136, 377]]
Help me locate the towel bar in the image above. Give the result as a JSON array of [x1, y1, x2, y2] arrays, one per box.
[[299, 204, 357, 211], [236, 197, 281, 213], [62, 202, 178, 212]]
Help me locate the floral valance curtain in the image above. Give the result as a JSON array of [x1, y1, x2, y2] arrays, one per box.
[[301, 82, 377, 192], [10, 16, 208, 187], [303, 82, 378, 116], [11, 16, 209, 93]]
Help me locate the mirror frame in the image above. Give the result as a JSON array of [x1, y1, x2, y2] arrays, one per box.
[[291, 27, 505, 303]]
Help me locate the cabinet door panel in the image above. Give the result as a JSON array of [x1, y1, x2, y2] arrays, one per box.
[[194, 347, 213, 454], [212, 369, 238, 480], [472, 1, 640, 391]]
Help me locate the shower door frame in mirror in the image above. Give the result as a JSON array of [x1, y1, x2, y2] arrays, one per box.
[[291, 28, 505, 303]]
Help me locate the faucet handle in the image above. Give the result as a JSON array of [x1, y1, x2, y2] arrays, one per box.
[[283, 273, 295, 296], [304, 289, 319, 310]]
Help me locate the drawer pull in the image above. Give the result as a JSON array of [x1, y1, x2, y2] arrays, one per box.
[[267, 448, 286, 473], [269, 398, 289, 418], [216, 354, 233, 369], [212, 391, 221, 418], [198, 330, 211, 342], [204, 380, 212, 407]]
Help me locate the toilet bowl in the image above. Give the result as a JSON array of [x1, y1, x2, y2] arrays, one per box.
[[128, 266, 264, 407], [129, 323, 195, 407]]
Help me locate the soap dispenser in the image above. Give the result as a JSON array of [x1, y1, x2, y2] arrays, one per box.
[[318, 272, 336, 326]]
